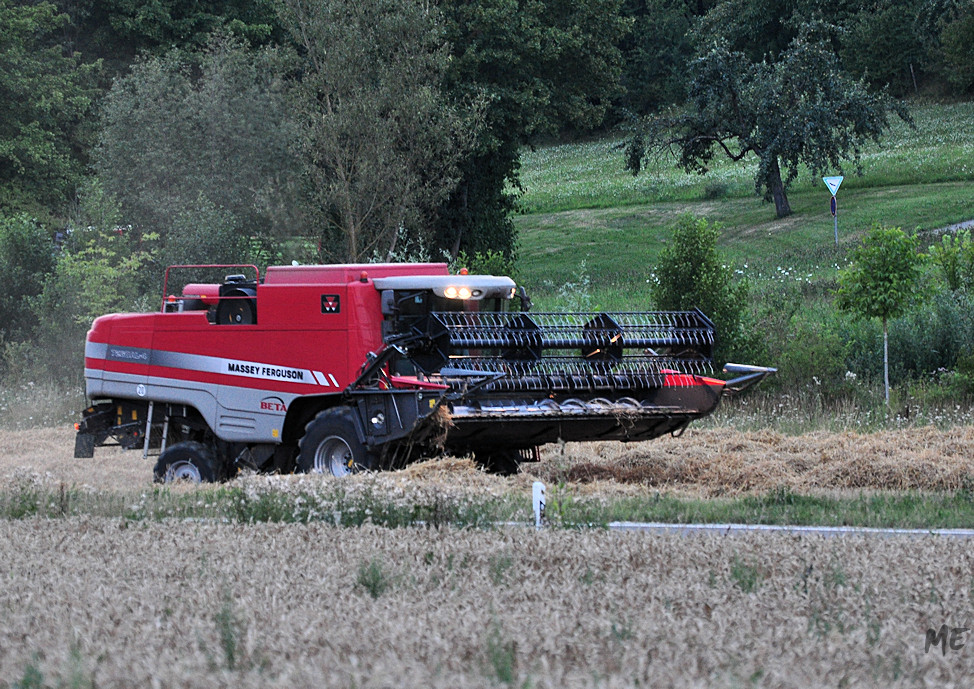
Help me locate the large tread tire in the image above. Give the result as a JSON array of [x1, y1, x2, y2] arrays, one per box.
[[297, 408, 376, 477], [473, 449, 522, 476], [153, 441, 224, 483]]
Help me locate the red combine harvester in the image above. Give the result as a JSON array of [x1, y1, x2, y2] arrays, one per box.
[[75, 263, 774, 480]]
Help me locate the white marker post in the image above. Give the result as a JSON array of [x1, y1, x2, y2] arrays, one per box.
[[823, 176, 844, 248], [532, 481, 546, 530]]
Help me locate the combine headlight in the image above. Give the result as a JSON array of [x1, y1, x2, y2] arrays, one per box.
[[444, 286, 473, 299]]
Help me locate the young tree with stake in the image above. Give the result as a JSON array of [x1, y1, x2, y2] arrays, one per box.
[[836, 223, 926, 407]]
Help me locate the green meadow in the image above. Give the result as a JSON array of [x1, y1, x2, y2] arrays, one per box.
[[515, 102, 974, 309]]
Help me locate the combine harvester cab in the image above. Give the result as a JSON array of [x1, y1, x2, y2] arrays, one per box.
[[75, 263, 774, 480]]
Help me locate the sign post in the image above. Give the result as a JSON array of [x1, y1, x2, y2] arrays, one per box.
[[823, 176, 843, 248]]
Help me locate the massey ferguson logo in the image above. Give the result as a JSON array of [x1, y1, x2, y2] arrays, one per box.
[[321, 294, 340, 314], [260, 396, 287, 412]]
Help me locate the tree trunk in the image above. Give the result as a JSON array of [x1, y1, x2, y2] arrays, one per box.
[[883, 317, 890, 408], [768, 157, 792, 218]]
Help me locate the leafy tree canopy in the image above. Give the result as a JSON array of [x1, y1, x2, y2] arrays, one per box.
[[837, 224, 926, 323], [617, 0, 705, 116], [435, 0, 629, 258], [0, 1, 99, 215], [940, 7, 974, 94], [279, 0, 484, 262], [625, 24, 909, 218], [0, 214, 55, 342], [92, 32, 299, 266], [58, 0, 282, 76]]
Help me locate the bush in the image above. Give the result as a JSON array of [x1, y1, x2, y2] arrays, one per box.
[[775, 315, 853, 398], [652, 215, 748, 364], [702, 179, 729, 200], [841, 288, 974, 384], [30, 226, 156, 381], [928, 229, 974, 291]]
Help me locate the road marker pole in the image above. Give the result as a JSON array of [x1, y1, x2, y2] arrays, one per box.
[[824, 176, 844, 248], [533, 482, 546, 529]]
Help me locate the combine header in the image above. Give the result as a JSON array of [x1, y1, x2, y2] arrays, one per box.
[[75, 263, 773, 480]]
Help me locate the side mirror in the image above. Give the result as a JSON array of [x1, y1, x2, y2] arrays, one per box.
[[516, 286, 532, 312], [380, 290, 397, 316]]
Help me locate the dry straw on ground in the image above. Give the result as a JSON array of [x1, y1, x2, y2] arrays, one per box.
[[7, 425, 974, 496]]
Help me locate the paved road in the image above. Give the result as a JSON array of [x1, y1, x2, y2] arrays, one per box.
[[608, 521, 974, 538], [943, 219, 974, 232]]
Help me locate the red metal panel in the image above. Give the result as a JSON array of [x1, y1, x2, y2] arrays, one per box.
[[263, 263, 448, 285]]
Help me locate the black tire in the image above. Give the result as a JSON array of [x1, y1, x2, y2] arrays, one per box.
[[153, 441, 223, 483], [215, 298, 256, 325], [297, 408, 375, 477], [474, 449, 522, 476]]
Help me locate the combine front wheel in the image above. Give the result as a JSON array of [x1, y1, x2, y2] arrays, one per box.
[[474, 449, 522, 476], [298, 409, 375, 477]]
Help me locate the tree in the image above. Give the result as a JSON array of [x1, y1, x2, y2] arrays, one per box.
[[0, 214, 55, 344], [625, 25, 909, 218], [56, 0, 283, 77], [836, 223, 926, 406], [841, 1, 927, 96], [940, 8, 974, 94], [0, 1, 99, 215], [914, 0, 974, 95], [93, 32, 299, 265], [616, 0, 705, 117], [435, 0, 629, 259], [652, 215, 749, 365], [278, 0, 483, 262]]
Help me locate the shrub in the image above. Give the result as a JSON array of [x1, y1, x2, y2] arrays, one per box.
[[774, 315, 852, 397], [652, 215, 748, 364], [928, 229, 974, 291], [356, 557, 392, 599], [30, 228, 156, 381], [702, 179, 729, 199], [842, 289, 974, 384]]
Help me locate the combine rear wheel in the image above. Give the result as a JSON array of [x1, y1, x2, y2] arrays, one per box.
[[154, 441, 223, 483], [298, 409, 376, 477]]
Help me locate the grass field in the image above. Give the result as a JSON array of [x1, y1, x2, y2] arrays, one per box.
[[514, 102, 974, 307]]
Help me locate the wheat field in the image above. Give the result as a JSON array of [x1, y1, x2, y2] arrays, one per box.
[[3, 427, 974, 687], [2, 518, 973, 687]]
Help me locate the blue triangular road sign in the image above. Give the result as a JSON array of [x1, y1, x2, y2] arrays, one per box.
[[823, 176, 844, 196]]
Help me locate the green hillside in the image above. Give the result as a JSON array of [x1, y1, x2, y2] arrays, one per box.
[[513, 102, 974, 420], [516, 102, 974, 310]]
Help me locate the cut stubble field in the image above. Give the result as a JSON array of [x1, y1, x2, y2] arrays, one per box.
[[3, 427, 974, 686], [7, 425, 974, 497]]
